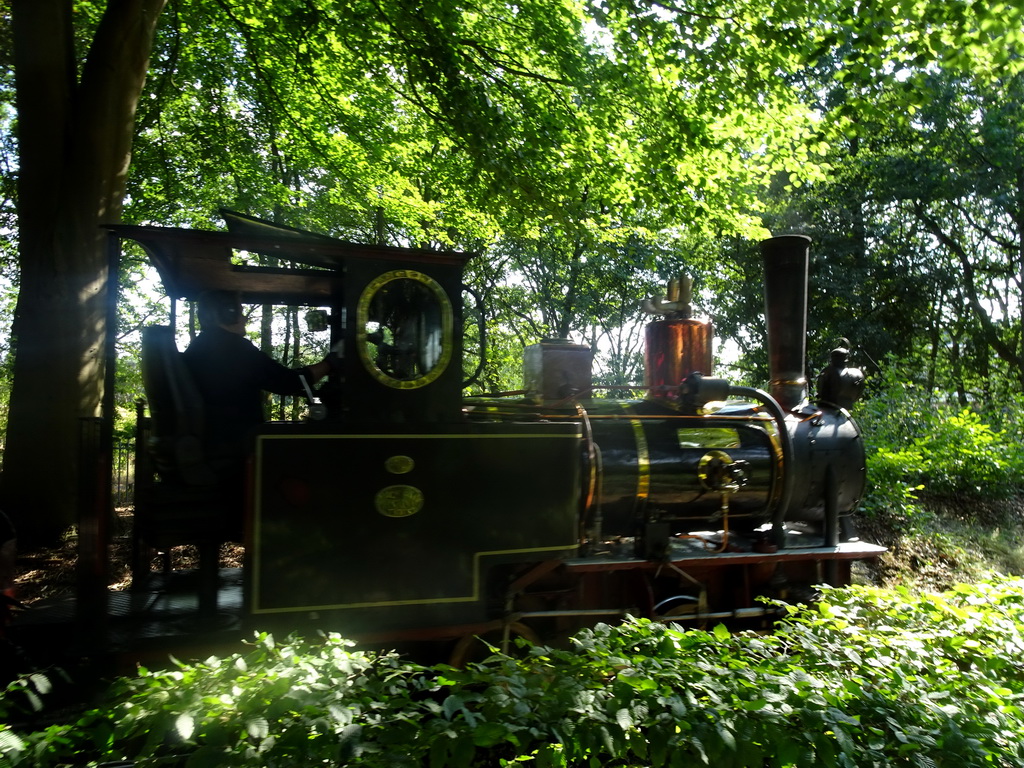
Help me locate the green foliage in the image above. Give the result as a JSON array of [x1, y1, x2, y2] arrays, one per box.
[[5, 580, 1024, 766], [859, 444, 927, 524], [7, 0, 1024, 462], [857, 360, 1024, 530], [912, 409, 1024, 498]]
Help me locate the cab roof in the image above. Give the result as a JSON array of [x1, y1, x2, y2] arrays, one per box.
[[108, 212, 472, 306]]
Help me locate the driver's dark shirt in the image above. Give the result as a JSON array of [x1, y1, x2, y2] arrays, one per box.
[[183, 326, 308, 457]]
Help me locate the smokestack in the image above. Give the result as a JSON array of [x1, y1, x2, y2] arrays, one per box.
[[761, 235, 810, 412]]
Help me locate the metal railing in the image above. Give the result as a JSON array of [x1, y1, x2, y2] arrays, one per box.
[[112, 440, 135, 508]]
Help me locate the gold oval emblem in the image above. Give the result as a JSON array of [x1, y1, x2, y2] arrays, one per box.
[[385, 455, 415, 474], [374, 485, 424, 518]]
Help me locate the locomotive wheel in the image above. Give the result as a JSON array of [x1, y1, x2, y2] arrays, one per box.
[[448, 621, 540, 667]]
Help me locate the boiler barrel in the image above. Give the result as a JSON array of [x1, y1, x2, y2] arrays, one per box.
[[583, 401, 781, 538]]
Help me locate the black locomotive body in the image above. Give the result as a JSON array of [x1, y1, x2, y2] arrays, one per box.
[[115, 217, 882, 658]]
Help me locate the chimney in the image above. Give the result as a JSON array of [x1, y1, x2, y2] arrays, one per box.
[[761, 235, 810, 412]]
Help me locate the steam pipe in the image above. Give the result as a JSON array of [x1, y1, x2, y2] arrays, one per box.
[[680, 374, 794, 547], [728, 385, 794, 548], [761, 235, 810, 412]]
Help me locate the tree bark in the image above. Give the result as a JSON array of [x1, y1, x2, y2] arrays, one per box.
[[5, 0, 167, 545]]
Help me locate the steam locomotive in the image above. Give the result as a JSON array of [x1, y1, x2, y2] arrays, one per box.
[[113, 215, 881, 660]]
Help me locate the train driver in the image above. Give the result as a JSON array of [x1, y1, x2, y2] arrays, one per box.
[[183, 290, 334, 466]]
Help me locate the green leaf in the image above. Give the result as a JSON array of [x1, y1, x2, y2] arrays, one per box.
[[245, 716, 269, 739], [472, 721, 508, 747], [615, 707, 633, 731], [0, 729, 25, 755], [617, 671, 658, 690], [176, 713, 195, 741]]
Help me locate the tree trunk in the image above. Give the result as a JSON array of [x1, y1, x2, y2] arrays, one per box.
[[915, 201, 1024, 388], [4, 0, 167, 546]]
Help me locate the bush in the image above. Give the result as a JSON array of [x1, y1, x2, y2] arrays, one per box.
[[856, 361, 1024, 527], [910, 408, 1024, 498], [4, 579, 1024, 766], [858, 444, 927, 525]]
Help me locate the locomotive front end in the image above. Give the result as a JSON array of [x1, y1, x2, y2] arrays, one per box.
[[504, 235, 867, 557], [469, 234, 878, 637]]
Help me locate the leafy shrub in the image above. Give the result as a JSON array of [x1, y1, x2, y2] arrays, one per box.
[[856, 361, 1024, 525], [4, 579, 1024, 766], [858, 444, 927, 526], [910, 408, 1024, 498]]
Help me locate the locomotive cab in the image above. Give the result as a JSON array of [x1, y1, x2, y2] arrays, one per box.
[[114, 216, 583, 642], [113, 213, 470, 423]]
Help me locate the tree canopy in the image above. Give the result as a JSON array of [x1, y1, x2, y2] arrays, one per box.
[[1, 0, 1023, 542]]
